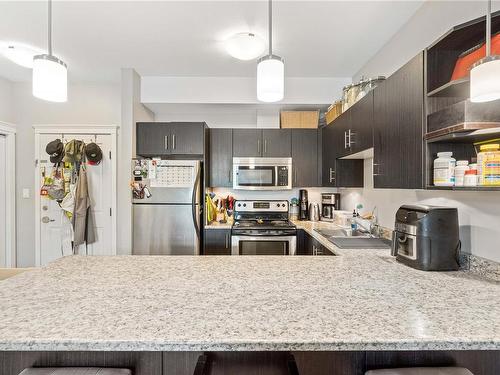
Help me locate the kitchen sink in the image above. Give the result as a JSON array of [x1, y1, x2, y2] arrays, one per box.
[[314, 228, 371, 238], [314, 228, 391, 249]]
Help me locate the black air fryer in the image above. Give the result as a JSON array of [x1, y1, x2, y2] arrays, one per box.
[[391, 205, 460, 271]]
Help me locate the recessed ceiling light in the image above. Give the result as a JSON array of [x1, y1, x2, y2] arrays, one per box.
[[225, 32, 266, 61], [0, 42, 44, 69]]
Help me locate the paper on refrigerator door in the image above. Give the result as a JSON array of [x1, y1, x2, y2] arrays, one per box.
[[147, 160, 157, 180], [150, 164, 195, 188]]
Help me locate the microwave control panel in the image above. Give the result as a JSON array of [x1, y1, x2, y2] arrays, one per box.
[[277, 166, 289, 186]]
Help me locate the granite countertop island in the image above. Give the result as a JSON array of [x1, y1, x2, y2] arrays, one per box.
[[0, 253, 499, 352]]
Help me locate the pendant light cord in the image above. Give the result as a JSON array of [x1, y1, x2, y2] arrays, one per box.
[[268, 0, 272, 56], [486, 0, 491, 57], [47, 0, 53, 56]]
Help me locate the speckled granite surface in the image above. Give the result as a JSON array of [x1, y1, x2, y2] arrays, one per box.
[[0, 255, 498, 351]]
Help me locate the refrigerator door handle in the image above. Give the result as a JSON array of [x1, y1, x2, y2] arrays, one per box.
[[191, 165, 201, 240]]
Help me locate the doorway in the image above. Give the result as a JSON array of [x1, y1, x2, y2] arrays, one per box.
[[34, 126, 117, 266]]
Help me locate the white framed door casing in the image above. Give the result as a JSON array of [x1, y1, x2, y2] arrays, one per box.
[[0, 122, 16, 268], [34, 125, 117, 266]]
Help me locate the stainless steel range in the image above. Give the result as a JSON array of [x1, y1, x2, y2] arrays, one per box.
[[231, 200, 297, 255]]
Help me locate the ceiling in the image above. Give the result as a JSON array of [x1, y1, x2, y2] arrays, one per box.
[[0, 1, 425, 83]]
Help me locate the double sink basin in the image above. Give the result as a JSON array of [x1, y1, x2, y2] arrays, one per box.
[[314, 228, 391, 249]]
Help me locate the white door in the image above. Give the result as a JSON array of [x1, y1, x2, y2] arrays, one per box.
[[0, 135, 6, 267], [37, 133, 113, 265]]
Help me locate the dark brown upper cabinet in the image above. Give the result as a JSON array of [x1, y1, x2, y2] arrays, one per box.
[[208, 129, 233, 187], [262, 129, 291, 157], [292, 129, 318, 187], [232, 129, 291, 158], [349, 91, 374, 154], [373, 52, 425, 189], [321, 116, 364, 188], [136, 122, 205, 156]]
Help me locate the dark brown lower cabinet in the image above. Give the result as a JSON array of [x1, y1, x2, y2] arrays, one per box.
[[2, 351, 497, 375], [203, 229, 231, 255], [296, 229, 334, 256]]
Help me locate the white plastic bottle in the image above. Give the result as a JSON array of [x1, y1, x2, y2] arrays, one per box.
[[433, 152, 456, 186], [454, 160, 469, 187]]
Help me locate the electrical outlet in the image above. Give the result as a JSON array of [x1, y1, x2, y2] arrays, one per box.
[[22, 188, 30, 198]]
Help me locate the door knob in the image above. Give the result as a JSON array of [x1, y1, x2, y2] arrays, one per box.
[[41, 216, 55, 223]]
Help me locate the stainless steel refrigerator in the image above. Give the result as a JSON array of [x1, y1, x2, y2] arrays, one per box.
[[132, 159, 201, 255]]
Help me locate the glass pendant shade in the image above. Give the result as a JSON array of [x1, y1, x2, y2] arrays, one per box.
[[257, 55, 284, 102], [470, 56, 500, 103], [32, 54, 67, 102]]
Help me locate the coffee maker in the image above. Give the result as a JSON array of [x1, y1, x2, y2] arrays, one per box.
[[321, 193, 341, 222], [391, 204, 460, 271], [299, 189, 308, 220]]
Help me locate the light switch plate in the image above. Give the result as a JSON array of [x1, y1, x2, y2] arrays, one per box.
[[22, 188, 30, 198]]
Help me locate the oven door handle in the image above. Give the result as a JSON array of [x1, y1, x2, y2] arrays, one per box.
[[231, 232, 296, 237]]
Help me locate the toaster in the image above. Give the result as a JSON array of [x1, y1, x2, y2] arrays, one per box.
[[391, 205, 460, 271]]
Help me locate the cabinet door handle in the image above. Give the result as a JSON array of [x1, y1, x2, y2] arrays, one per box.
[[329, 168, 336, 183], [225, 233, 229, 249], [348, 129, 354, 147], [264, 139, 268, 154], [294, 168, 297, 185], [229, 169, 232, 183], [344, 131, 348, 149], [172, 134, 176, 150], [373, 163, 381, 176], [164, 135, 169, 150], [257, 139, 261, 155]]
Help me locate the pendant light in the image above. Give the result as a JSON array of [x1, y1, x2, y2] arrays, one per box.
[[33, 0, 67, 102], [470, 0, 500, 103], [257, 0, 284, 102]]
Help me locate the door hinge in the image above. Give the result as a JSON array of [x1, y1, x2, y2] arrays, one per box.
[[109, 207, 112, 216], [35, 159, 38, 167], [109, 151, 112, 159]]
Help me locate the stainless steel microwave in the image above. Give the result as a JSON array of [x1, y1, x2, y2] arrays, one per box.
[[232, 157, 292, 190]]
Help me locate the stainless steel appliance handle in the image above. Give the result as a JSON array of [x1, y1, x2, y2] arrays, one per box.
[[264, 139, 267, 154], [191, 166, 201, 240], [164, 135, 169, 150], [172, 134, 176, 150]]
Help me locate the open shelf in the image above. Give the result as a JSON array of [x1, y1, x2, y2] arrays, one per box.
[[426, 185, 500, 191], [427, 78, 469, 98], [425, 125, 500, 143]]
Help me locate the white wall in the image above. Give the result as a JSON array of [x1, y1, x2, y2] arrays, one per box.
[[12, 82, 121, 266], [354, 0, 500, 80], [0, 77, 13, 123], [142, 76, 351, 105], [119, 69, 154, 255]]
